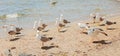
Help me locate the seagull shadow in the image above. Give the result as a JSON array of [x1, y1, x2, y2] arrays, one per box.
[[41, 45, 58, 50], [81, 32, 88, 35], [11, 47, 16, 50], [42, 30, 49, 32], [99, 24, 105, 26], [93, 40, 112, 44], [107, 28, 116, 30], [9, 38, 20, 41], [59, 30, 67, 33]]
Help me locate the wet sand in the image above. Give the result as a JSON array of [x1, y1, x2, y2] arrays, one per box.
[[0, 16, 120, 56]]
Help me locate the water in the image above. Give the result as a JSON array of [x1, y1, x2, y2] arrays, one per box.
[[0, 0, 120, 29]]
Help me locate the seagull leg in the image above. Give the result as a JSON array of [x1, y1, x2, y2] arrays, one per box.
[[80, 29, 84, 34], [58, 27, 61, 32], [58, 27, 60, 32], [105, 24, 108, 30], [93, 18, 96, 23], [11, 35, 14, 38]]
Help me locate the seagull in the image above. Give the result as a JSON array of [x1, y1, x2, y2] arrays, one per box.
[[58, 23, 65, 32], [8, 25, 23, 37], [77, 23, 90, 33], [99, 19, 116, 29], [59, 14, 70, 26], [15, 27, 23, 34], [90, 13, 100, 23], [8, 25, 16, 37], [95, 16, 106, 26], [37, 24, 47, 32], [90, 13, 96, 23], [105, 20, 116, 30], [87, 27, 108, 43], [99, 16, 105, 22], [50, 0, 57, 6], [8, 30, 16, 37], [35, 31, 53, 46], [63, 19, 70, 24]]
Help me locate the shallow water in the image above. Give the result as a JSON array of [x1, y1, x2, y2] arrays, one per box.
[[0, 0, 120, 37]]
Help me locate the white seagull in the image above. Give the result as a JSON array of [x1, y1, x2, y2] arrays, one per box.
[[87, 27, 108, 43], [35, 30, 53, 46], [77, 23, 89, 33]]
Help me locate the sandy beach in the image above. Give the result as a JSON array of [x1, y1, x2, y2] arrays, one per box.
[[0, 15, 120, 56]]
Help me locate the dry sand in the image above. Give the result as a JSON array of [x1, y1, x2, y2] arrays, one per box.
[[0, 16, 120, 56]]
